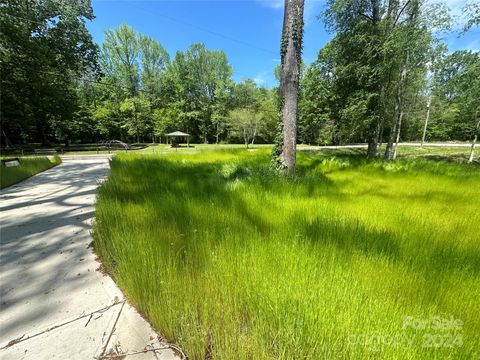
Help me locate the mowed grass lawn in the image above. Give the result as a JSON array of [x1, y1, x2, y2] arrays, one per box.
[[94, 148, 480, 359], [0, 156, 61, 189]]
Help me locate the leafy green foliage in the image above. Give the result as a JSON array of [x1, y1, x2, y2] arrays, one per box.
[[1, 0, 98, 145], [227, 109, 260, 147], [1, 2, 476, 151], [431, 51, 480, 141]]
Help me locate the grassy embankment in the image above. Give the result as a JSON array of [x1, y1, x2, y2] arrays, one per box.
[[94, 147, 479, 359], [0, 156, 62, 189]]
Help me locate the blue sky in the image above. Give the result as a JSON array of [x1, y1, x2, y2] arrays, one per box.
[[87, 0, 480, 88]]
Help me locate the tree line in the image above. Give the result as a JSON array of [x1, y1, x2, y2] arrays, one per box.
[[1, 0, 478, 158], [1, 1, 277, 147], [297, 0, 479, 161]]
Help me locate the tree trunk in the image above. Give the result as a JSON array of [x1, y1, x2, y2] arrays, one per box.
[[421, 96, 431, 146], [215, 122, 220, 144], [378, 118, 385, 147], [378, 83, 388, 147], [392, 109, 404, 160], [366, 0, 382, 159], [386, 55, 408, 160], [368, 121, 382, 158], [469, 119, 480, 163], [469, 134, 478, 163], [277, 0, 304, 173], [385, 100, 399, 160]]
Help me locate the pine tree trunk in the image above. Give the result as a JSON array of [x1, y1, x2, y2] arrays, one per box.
[[278, 0, 304, 173]]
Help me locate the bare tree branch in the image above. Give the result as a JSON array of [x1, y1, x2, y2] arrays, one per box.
[[358, 12, 374, 22], [394, 0, 412, 26]]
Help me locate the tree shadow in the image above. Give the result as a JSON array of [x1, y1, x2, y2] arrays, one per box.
[[94, 153, 480, 322], [0, 159, 112, 345]]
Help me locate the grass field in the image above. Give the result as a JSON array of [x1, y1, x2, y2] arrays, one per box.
[[0, 156, 61, 189], [134, 143, 477, 163], [93, 148, 480, 359]]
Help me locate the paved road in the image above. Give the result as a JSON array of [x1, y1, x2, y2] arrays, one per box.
[[0, 158, 181, 360]]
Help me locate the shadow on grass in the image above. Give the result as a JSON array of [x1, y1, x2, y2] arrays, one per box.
[[97, 155, 480, 279]]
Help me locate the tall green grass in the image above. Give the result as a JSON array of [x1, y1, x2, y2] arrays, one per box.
[[94, 149, 480, 359], [0, 156, 61, 189]]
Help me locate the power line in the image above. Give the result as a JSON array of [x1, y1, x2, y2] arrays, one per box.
[[2, 5, 278, 56], [125, 2, 277, 56], [2, 8, 278, 83]]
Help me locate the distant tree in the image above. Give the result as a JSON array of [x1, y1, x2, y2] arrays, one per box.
[[432, 51, 480, 142], [164, 44, 233, 143], [233, 79, 261, 110], [257, 90, 279, 144], [298, 57, 335, 145], [462, 1, 480, 33], [228, 109, 260, 148], [153, 107, 179, 142], [93, 25, 173, 142], [139, 34, 170, 107], [120, 96, 151, 143], [103, 24, 140, 97], [94, 99, 122, 139], [0, 0, 98, 145]]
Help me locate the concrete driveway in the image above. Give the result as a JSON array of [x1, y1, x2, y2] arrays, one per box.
[[0, 157, 182, 360]]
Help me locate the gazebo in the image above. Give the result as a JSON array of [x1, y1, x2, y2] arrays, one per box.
[[166, 131, 190, 147]]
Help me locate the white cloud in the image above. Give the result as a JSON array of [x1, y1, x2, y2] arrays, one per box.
[[252, 69, 275, 86], [253, 75, 267, 86]]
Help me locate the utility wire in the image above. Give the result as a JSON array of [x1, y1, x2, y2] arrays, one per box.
[[2, 4, 277, 56], [2, 9, 278, 83], [125, 2, 277, 56]]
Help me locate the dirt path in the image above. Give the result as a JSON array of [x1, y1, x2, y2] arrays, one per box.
[[0, 158, 180, 360]]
